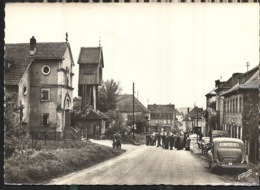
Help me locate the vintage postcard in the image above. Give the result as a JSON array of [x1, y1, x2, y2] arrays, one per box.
[[4, 3, 259, 186]]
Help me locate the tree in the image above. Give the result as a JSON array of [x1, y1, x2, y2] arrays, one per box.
[[98, 79, 121, 112], [5, 92, 20, 157]]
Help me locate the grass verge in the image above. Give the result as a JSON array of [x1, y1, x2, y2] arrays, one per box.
[[5, 140, 125, 184]]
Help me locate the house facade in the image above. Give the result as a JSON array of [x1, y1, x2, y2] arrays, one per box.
[[222, 66, 259, 163], [148, 104, 177, 133], [116, 94, 150, 133], [5, 36, 74, 139]]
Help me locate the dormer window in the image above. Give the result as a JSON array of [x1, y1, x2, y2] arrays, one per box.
[[42, 65, 51, 75]]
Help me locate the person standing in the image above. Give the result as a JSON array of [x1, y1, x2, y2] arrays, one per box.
[[176, 133, 182, 150], [169, 133, 174, 150], [157, 132, 161, 147], [162, 133, 166, 149], [165, 132, 170, 150]]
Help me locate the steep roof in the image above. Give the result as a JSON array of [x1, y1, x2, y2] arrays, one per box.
[[5, 42, 73, 85], [148, 104, 175, 113], [217, 73, 242, 90], [221, 66, 259, 96], [117, 94, 150, 113], [78, 47, 104, 67]]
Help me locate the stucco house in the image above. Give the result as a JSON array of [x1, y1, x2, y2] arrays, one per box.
[[5, 36, 75, 139]]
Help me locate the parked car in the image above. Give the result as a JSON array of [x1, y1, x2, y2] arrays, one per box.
[[207, 138, 248, 173], [198, 137, 210, 149]]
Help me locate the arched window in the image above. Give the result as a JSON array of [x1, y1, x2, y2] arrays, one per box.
[[64, 93, 71, 110]]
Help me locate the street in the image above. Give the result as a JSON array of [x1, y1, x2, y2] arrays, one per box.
[[48, 140, 254, 185]]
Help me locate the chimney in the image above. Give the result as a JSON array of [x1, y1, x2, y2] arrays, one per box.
[[30, 36, 36, 55], [187, 108, 189, 113], [215, 80, 220, 88]]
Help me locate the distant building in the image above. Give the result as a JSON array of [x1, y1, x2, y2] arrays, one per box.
[[183, 107, 206, 135], [116, 94, 150, 132], [5, 36, 74, 139], [148, 104, 177, 133]]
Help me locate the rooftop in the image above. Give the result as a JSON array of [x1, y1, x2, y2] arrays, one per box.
[[5, 42, 73, 85], [78, 47, 104, 66], [117, 94, 150, 113]]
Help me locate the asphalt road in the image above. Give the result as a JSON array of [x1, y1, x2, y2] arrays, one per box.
[[48, 140, 255, 185]]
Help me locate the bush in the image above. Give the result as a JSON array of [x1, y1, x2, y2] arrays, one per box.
[[5, 141, 125, 184]]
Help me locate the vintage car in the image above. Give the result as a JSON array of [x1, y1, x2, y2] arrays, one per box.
[[207, 138, 248, 173]]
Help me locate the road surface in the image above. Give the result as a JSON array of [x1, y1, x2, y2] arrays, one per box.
[[48, 140, 256, 185]]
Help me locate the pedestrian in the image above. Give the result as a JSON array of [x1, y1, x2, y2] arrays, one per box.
[[165, 132, 170, 149], [176, 133, 182, 150], [199, 132, 203, 141], [169, 133, 174, 150], [146, 132, 151, 146], [162, 133, 166, 149], [185, 134, 191, 151], [157, 132, 161, 147]]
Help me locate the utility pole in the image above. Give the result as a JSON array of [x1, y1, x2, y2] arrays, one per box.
[[133, 82, 135, 140]]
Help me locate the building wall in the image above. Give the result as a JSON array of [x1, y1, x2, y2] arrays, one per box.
[[242, 90, 258, 163], [29, 50, 74, 138]]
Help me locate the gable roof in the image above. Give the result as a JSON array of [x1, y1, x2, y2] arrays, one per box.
[[78, 47, 104, 67], [148, 104, 175, 113], [221, 66, 259, 96], [5, 42, 73, 85], [117, 94, 150, 113]]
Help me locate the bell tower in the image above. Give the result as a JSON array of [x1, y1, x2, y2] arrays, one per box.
[[78, 45, 104, 111]]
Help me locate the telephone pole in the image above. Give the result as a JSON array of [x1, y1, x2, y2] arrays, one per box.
[[133, 83, 135, 140]]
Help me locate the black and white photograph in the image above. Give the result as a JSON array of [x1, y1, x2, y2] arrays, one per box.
[[4, 3, 259, 186]]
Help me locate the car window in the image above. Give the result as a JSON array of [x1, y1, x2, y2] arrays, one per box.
[[219, 142, 239, 147]]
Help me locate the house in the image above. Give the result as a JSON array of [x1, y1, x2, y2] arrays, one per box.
[[183, 107, 206, 135], [75, 46, 107, 139], [148, 104, 177, 133], [222, 66, 259, 163], [5, 36, 74, 139], [116, 94, 150, 133]]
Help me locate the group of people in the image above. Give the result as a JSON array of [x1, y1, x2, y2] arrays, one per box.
[[146, 132, 191, 150]]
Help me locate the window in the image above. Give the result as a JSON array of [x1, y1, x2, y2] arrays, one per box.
[[42, 65, 51, 75], [23, 85, 27, 95], [84, 66, 94, 74], [41, 89, 50, 101], [219, 142, 239, 147], [41, 113, 49, 127]]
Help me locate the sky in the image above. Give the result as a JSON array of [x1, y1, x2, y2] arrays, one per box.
[[5, 4, 259, 109]]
